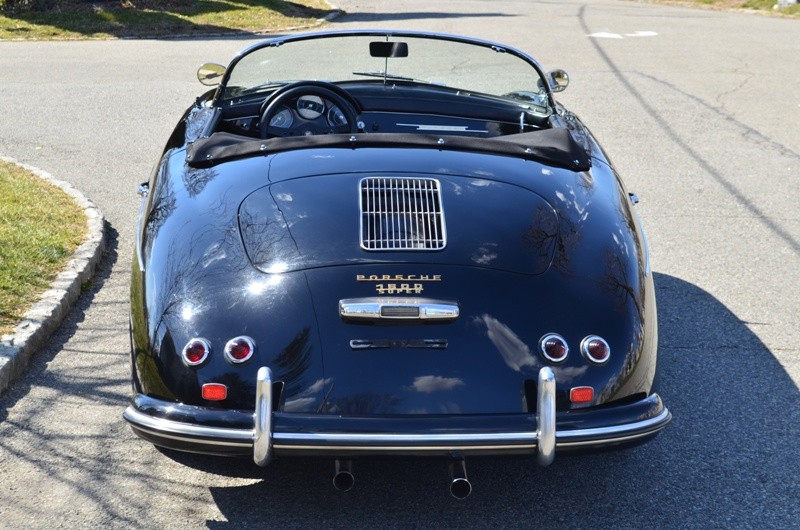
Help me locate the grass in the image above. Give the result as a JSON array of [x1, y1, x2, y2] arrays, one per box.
[[0, 0, 335, 40], [638, 0, 800, 16], [742, 0, 800, 14], [1, 1, 794, 41], [0, 160, 86, 335]]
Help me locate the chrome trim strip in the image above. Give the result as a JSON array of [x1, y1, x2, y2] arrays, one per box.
[[135, 183, 149, 273], [253, 366, 273, 466], [396, 123, 488, 133], [349, 338, 448, 350], [536, 367, 556, 465], [124, 405, 670, 452], [556, 408, 672, 441], [268, 407, 669, 446], [558, 430, 660, 448], [130, 423, 253, 448], [273, 431, 538, 444], [123, 406, 253, 442], [630, 201, 651, 277], [273, 444, 537, 453], [340, 297, 459, 321]]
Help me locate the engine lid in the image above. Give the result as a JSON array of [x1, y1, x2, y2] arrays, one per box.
[[239, 173, 558, 275]]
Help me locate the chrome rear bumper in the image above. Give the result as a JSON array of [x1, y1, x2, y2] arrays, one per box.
[[123, 366, 671, 466]]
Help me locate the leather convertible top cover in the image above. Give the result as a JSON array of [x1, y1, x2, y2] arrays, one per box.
[[186, 127, 591, 172]]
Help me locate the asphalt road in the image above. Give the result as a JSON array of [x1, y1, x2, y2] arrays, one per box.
[[1, 0, 799, 527]]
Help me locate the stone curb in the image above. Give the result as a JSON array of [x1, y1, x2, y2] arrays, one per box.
[[0, 155, 106, 396]]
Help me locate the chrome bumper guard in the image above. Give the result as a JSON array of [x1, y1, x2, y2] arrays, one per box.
[[252, 367, 555, 466], [124, 366, 671, 467], [253, 366, 273, 466]]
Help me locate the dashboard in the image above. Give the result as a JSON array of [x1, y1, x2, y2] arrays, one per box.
[[218, 82, 550, 138]]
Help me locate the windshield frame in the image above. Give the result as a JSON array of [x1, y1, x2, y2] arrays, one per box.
[[212, 29, 557, 110]]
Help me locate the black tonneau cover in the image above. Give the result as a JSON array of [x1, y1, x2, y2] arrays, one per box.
[[186, 127, 591, 172]]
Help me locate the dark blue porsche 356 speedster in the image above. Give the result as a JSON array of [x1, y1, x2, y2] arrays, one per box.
[[124, 30, 670, 498]]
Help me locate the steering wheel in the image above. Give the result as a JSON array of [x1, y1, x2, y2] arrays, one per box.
[[258, 81, 360, 139]]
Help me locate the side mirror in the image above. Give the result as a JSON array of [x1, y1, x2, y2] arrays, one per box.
[[197, 63, 226, 86], [547, 69, 569, 93]]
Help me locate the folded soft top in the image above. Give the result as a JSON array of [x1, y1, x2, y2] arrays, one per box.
[[186, 127, 591, 172]]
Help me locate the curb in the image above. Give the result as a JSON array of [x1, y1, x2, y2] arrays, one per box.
[[0, 156, 106, 396]]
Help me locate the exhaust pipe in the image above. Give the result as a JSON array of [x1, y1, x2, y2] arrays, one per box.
[[332, 459, 355, 492], [448, 458, 472, 500]]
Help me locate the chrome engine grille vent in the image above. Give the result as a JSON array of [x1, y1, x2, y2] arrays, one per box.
[[360, 177, 446, 251]]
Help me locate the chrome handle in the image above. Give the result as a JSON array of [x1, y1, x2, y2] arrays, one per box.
[[340, 298, 459, 321]]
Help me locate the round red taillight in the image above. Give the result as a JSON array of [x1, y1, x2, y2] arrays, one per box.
[[539, 333, 569, 363], [581, 336, 610, 364], [224, 336, 255, 364], [182, 338, 210, 366]]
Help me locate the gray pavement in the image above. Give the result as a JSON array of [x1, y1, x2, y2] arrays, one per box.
[[0, 0, 798, 527]]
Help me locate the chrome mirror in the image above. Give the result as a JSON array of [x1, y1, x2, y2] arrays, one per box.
[[197, 63, 226, 86], [548, 69, 569, 93]]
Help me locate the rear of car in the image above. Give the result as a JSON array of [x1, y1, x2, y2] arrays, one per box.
[[124, 30, 670, 497]]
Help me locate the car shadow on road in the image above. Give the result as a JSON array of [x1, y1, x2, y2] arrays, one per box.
[[331, 11, 515, 23], [164, 272, 799, 528]]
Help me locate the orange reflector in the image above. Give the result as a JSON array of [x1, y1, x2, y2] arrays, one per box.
[[202, 383, 228, 401], [570, 386, 594, 403]]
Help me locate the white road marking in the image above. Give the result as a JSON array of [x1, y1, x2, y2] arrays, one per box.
[[587, 32, 624, 39], [588, 31, 658, 39]]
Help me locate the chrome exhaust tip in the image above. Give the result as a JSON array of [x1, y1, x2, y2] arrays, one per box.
[[332, 459, 355, 492], [449, 458, 472, 500]]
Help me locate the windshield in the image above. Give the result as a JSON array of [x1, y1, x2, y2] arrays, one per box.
[[220, 32, 551, 109]]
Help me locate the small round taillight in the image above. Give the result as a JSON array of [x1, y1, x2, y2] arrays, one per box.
[[182, 338, 210, 366], [581, 336, 610, 364], [539, 333, 569, 363], [224, 336, 255, 364]]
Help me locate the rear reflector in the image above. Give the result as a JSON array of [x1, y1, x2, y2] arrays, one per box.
[[570, 386, 594, 403], [202, 383, 228, 401]]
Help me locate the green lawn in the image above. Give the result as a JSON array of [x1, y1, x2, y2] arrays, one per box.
[[0, 160, 86, 335], [0, 0, 335, 40]]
